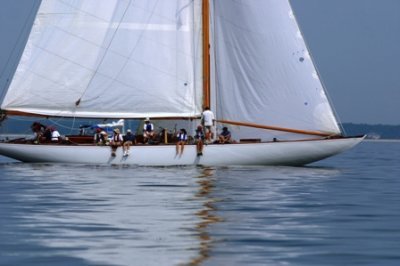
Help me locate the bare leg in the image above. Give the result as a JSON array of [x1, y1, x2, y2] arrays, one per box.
[[197, 141, 203, 155]]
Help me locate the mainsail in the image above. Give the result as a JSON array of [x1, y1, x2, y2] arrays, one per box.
[[1, 0, 203, 118], [2, 0, 341, 140], [211, 0, 341, 140]]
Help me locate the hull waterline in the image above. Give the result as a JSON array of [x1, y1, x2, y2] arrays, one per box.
[[0, 137, 364, 166]]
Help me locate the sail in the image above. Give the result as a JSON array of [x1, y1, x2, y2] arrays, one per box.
[[1, 0, 203, 118], [211, 0, 341, 140]]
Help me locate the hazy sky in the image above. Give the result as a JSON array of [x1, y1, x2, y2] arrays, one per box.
[[292, 0, 400, 125], [0, 0, 399, 125]]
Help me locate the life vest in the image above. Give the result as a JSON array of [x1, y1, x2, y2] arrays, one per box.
[[95, 133, 105, 143], [124, 133, 135, 142], [144, 123, 153, 132], [177, 132, 187, 141], [113, 133, 121, 142], [195, 130, 204, 140]]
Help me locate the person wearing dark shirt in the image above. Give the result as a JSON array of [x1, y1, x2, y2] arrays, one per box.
[[194, 125, 205, 156], [143, 117, 154, 144], [30, 121, 46, 143], [218, 127, 231, 144], [43, 126, 52, 142], [123, 129, 136, 156], [94, 128, 107, 145], [176, 128, 187, 155]]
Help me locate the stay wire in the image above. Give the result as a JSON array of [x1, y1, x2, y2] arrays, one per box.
[[76, 0, 133, 105]]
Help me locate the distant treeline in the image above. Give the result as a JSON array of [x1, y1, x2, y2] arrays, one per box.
[[342, 123, 400, 139]]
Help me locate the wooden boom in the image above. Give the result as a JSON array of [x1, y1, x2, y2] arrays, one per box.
[[216, 119, 339, 137]]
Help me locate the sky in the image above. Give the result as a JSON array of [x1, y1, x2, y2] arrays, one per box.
[[291, 0, 400, 125], [0, 0, 399, 125]]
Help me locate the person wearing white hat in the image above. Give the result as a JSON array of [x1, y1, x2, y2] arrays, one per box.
[[143, 117, 154, 144], [110, 128, 123, 156]]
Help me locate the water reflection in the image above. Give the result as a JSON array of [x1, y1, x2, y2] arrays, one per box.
[[188, 167, 222, 266], [0, 164, 212, 265], [195, 166, 346, 265], [2, 142, 400, 265], [0, 162, 341, 266]]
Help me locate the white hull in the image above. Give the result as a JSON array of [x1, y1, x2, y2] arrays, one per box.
[[0, 137, 364, 166]]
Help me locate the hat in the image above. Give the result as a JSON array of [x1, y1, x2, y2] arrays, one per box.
[[126, 129, 131, 133], [114, 128, 120, 133], [144, 117, 150, 121]]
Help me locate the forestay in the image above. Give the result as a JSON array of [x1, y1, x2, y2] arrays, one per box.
[[1, 0, 203, 118], [211, 0, 341, 140]]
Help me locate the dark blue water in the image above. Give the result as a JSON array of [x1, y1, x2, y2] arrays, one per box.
[[0, 141, 399, 266]]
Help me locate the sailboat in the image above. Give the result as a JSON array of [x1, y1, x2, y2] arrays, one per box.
[[0, 0, 363, 166]]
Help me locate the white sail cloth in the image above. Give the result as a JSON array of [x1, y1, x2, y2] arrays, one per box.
[[1, 0, 203, 118], [3, 0, 342, 141], [211, 0, 341, 140]]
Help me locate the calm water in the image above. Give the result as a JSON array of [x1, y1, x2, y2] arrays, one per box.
[[0, 141, 399, 266]]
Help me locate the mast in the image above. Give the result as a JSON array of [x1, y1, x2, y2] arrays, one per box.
[[202, 0, 210, 109]]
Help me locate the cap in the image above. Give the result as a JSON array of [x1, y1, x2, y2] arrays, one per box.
[[126, 129, 132, 133], [114, 128, 120, 133]]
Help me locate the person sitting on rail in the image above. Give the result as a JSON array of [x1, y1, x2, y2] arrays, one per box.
[[143, 117, 154, 144], [194, 125, 205, 156], [93, 128, 108, 145], [176, 128, 188, 156], [110, 128, 123, 157], [218, 126, 231, 144], [123, 129, 136, 156]]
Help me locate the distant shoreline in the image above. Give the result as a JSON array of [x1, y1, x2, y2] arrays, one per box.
[[363, 139, 400, 143]]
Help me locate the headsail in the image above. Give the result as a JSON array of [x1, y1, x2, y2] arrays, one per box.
[[1, 0, 203, 118], [211, 0, 341, 140]]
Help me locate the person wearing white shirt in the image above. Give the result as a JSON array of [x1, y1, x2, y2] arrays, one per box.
[[201, 107, 215, 142], [51, 128, 61, 142], [143, 117, 155, 144]]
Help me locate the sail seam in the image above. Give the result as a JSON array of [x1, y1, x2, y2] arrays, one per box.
[[78, 0, 165, 108], [75, 0, 133, 106]]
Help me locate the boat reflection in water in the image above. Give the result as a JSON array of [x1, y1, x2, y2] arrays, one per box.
[[1, 163, 226, 265], [2, 159, 370, 266], [189, 167, 223, 265]]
